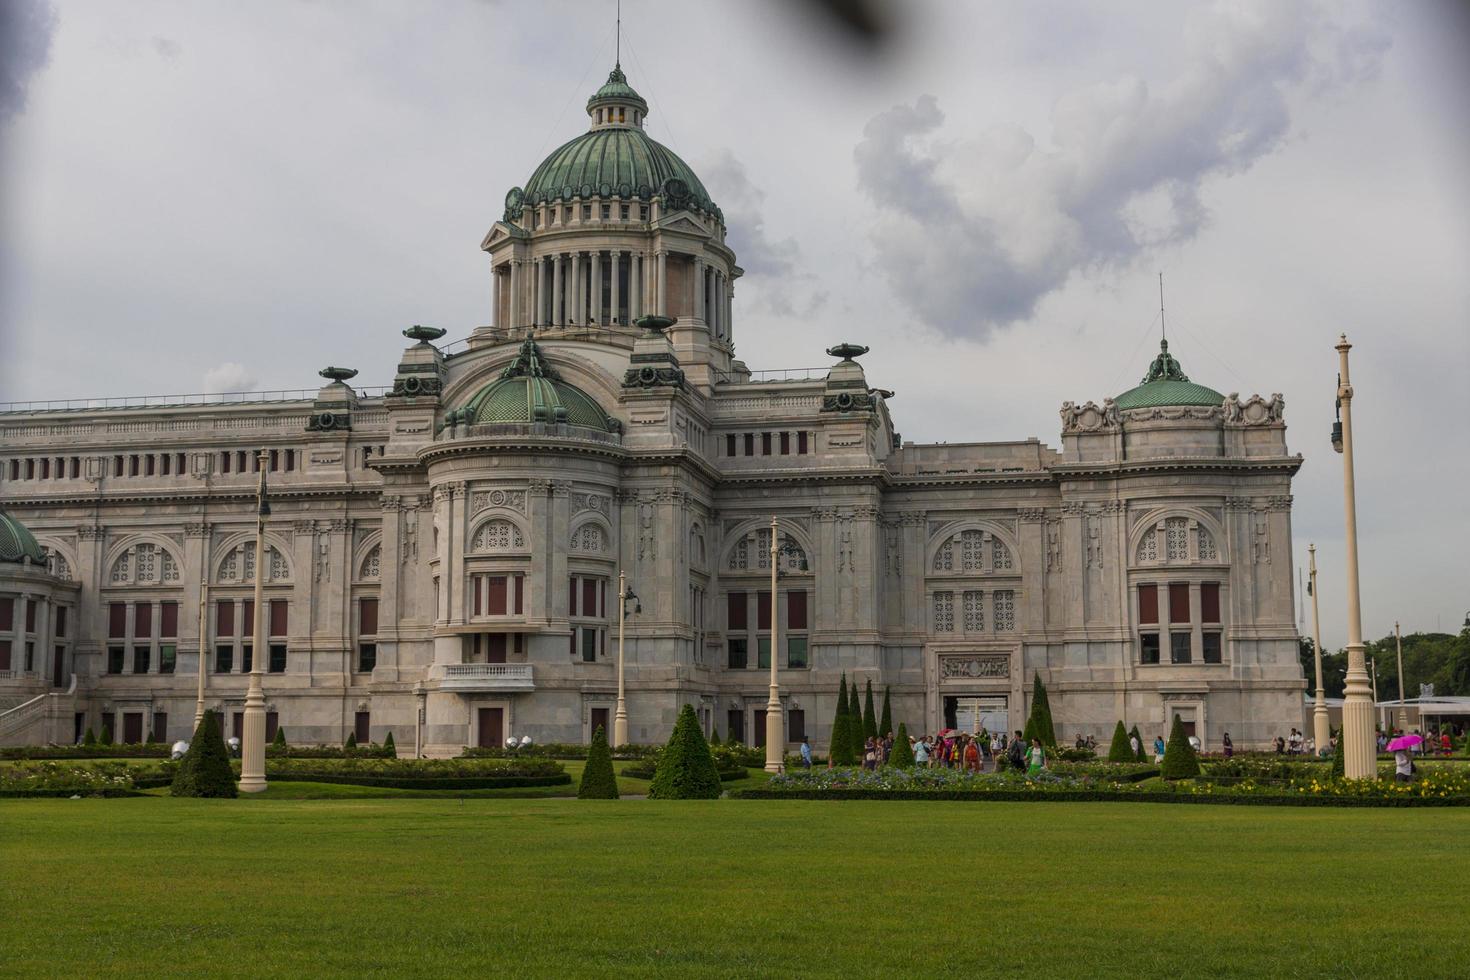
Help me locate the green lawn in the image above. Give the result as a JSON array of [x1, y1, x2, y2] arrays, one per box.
[[3, 798, 1466, 977]]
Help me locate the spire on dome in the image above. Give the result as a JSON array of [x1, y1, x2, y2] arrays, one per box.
[[1140, 339, 1190, 385], [587, 64, 648, 130], [499, 334, 562, 382]]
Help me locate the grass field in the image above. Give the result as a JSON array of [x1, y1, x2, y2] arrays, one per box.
[[3, 798, 1467, 977]]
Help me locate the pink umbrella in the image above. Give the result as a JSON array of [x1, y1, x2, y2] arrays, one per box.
[[1385, 734, 1423, 752]]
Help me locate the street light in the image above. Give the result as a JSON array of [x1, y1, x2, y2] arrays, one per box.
[[765, 517, 808, 774], [1308, 545, 1329, 756], [613, 570, 640, 748], [239, 449, 271, 793], [1332, 335, 1375, 779], [1394, 621, 1408, 730]]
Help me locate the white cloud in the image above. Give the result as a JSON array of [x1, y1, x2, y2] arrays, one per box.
[[202, 362, 256, 394]]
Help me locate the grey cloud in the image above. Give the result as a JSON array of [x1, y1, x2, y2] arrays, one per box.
[[0, 0, 57, 122], [151, 36, 183, 62], [854, 2, 1390, 338]]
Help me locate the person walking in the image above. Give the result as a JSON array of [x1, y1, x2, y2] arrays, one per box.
[[863, 737, 877, 771], [964, 736, 980, 772], [1222, 732, 1233, 758], [1393, 744, 1414, 783], [1026, 738, 1046, 776], [1153, 735, 1165, 763], [799, 736, 812, 769], [1129, 730, 1141, 758], [1006, 731, 1026, 771], [914, 736, 930, 767]]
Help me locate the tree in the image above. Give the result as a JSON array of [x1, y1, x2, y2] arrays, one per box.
[[879, 686, 893, 738], [1330, 729, 1345, 778], [578, 726, 620, 799], [848, 682, 866, 761], [344, 731, 357, 749], [1129, 725, 1147, 762], [1022, 674, 1056, 748], [383, 731, 396, 757], [272, 727, 287, 750], [1107, 721, 1133, 762], [649, 704, 721, 799], [1160, 715, 1201, 779], [171, 709, 238, 798], [830, 675, 852, 765], [889, 722, 916, 767], [862, 680, 878, 741], [99, 725, 113, 746], [83, 727, 96, 746]]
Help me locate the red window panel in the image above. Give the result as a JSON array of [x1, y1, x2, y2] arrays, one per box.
[[761, 432, 772, 455], [1138, 584, 1158, 625], [359, 598, 378, 636], [486, 576, 507, 616], [569, 577, 578, 616], [133, 602, 152, 639], [798, 431, 809, 454], [743, 433, 754, 456], [780, 432, 790, 455], [727, 592, 747, 631], [109, 602, 127, 638], [582, 579, 597, 619], [0, 597, 11, 631], [514, 574, 524, 615], [787, 590, 808, 631], [269, 599, 288, 637], [600, 579, 607, 618], [726, 434, 736, 456], [160, 602, 178, 638], [221, 452, 231, 474], [473, 577, 483, 616], [243, 600, 255, 637], [216, 602, 234, 637], [1201, 583, 1221, 623], [25, 599, 37, 632], [54, 605, 67, 637], [757, 591, 772, 631], [1169, 584, 1190, 624], [0, 640, 10, 671]]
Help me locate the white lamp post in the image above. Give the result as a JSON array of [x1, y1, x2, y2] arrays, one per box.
[[1332, 334, 1375, 778], [194, 580, 208, 731], [765, 517, 784, 773], [1307, 545, 1329, 756], [613, 571, 639, 747], [1394, 621, 1407, 730], [238, 449, 270, 793]]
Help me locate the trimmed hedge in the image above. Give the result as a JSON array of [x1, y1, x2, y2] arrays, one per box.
[[649, 704, 722, 799], [889, 723, 916, 768], [1, 744, 172, 760], [0, 787, 149, 799], [578, 726, 619, 799], [622, 764, 747, 782], [171, 709, 237, 799], [1161, 714, 1201, 779], [730, 788, 1470, 808], [266, 773, 570, 790], [830, 675, 853, 766], [1107, 721, 1134, 763]]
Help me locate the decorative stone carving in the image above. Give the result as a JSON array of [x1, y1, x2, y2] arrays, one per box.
[[1253, 511, 1271, 564], [1267, 495, 1293, 511], [1018, 508, 1046, 523], [389, 375, 442, 398], [291, 519, 317, 534], [939, 654, 1009, 680], [471, 488, 527, 514], [184, 523, 211, 538], [77, 525, 106, 540], [1060, 502, 1085, 516], [471, 519, 524, 552], [1085, 514, 1104, 570], [1045, 520, 1062, 573], [306, 411, 351, 432], [572, 491, 608, 517]]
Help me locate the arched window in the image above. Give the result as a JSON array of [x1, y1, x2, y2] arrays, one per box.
[[471, 519, 524, 552], [569, 523, 607, 554], [359, 545, 381, 582], [215, 542, 290, 584], [109, 543, 181, 586], [728, 528, 806, 573], [932, 529, 1014, 574], [1137, 517, 1218, 565]]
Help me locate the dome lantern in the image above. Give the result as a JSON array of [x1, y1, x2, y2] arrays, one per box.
[[1113, 340, 1225, 411], [586, 64, 649, 131]]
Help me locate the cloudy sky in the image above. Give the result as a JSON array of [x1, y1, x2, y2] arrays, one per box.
[[2, 0, 1466, 649]]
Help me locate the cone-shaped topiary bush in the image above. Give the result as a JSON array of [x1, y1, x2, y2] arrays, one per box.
[[272, 727, 287, 750], [879, 686, 893, 739], [578, 725, 620, 799], [383, 731, 396, 757], [83, 727, 96, 746], [99, 725, 113, 746], [1130, 725, 1147, 762], [862, 680, 878, 741], [344, 731, 357, 749], [889, 722, 916, 767], [649, 704, 722, 799], [1022, 673, 1057, 748], [1107, 721, 1134, 762], [848, 683, 866, 761], [171, 709, 238, 798], [830, 675, 852, 765], [1331, 730, 1345, 778], [1160, 714, 1201, 779]]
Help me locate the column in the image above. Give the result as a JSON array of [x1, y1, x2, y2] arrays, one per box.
[[709, 269, 720, 339], [723, 274, 733, 341], [656, 250, 667, 317], [149, 599, 161, 674], [492, 266, 501, 330], [693, 258, 705, 321], [570, 253, 581, 324], [530, 258, 541, 327], [553, 254, 565, 326], [610, 250, 621, 325], [509, 259, 521, 329], [630, 253, 642, 321], [591, 251, 603, 325]]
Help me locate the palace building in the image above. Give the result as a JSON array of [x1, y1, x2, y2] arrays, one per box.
[[0, 66, 1305, 753]]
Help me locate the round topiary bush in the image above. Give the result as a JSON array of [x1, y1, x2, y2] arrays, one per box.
[[171, 709, 238, 798], [1107, 721, 1134, 763], [1160, 715, 1201, 779], [649, 704, 721, 799], [578, 726, 619, 800]]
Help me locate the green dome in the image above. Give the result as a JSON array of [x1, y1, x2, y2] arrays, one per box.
[[0, 509, 46, 565], [586, 65, 647, 114], [1114, 340, 1224, 410], [447, 336, 618, 432]]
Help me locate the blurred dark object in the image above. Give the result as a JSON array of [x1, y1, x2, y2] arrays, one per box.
[[795, 0, 895, 52]]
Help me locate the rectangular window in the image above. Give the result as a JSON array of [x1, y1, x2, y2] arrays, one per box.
[[1140, 633, 1160, 665], [359, 598, 378, 635], [1138, 584, 1158, 625], [129, 455, 139, 476], [40, 458, 50, 479], [269, 599, 288, 637], [0, 596, 10, 630], [145, 455, 155, 476], [582, 579, 597, 618], [160, 601, 177, 638], [24, 598, 37, 632], [285, 449, 296, 472], [113, 455, 123, 476], [134, 602, 153, 639], [265, 712, 279, 743], [357, 643, 377, 673], [486, 576, 507, 615], [221, 452, 231, 474], [237, 450, 247, 472], [601, 204, 610, 220], [161, 453, 171, 475], [132, 646, 150, 674], [761, 432, 772, 455], [620, 204, 629, 220], [1202, 632, 1223, 664], [744, 433, 754, 456], [241, 645, 253, 673], [176, 452, 187, 474], [727, 592, 747, 631], [757, 636, 771, 669], [725, 434, 736, 457], [25, 641, 34, 672], [354, 711, 371, 744], [788, 709, 806, 743], [1201, 583, 1221, 623], [568, 576, 577, 617], [71, 456, 81, 478], [243, 600, 255, 638], [780, 431, 790, 455], [798, 431, 809, 454], [107, 645, 125, 674], [54, 606, 67, 637], [215, 645, 233, 673], [268, 643, 287, 673], [728, 638, 748, 670], [787, 636, 808, 669], [756, 591, 771, 631], [581, 628, 597, 662], [216, 601, 235, 638], [152, 712, 167, 743], [109, 602, 126, 639], [159, 644, 176, 674], [0, 639, 9, 671], [787, 591, 807, 630], [1169, 584, 1190, 624], [1170, 632, 1192, 664]]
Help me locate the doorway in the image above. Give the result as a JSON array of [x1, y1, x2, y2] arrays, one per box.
[[944, 695, 1008, 735], [486, 634, 507, 664], [52, 646, 66, 687], [590, 707, 610, 743], [478, 707, 504, 749], [726, 709, 745, 745], [122, 712, 144, 744]]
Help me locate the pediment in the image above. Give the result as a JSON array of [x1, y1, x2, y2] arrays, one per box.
[[653, 211, 710, 238], [480, 222, 527, 252]]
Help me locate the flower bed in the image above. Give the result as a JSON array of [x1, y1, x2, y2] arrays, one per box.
[[0, 761, 151, 797], [460, 743, 662, 761], [261, 757, 568, 789], [0, 743, 172, 760]]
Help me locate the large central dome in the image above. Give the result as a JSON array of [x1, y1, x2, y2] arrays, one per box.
[[508, 67, 719, 220]]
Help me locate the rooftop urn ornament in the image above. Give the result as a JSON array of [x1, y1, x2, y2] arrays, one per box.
[[634, 314, 675, 334], [318, 366, 358, 384], [827, 343, 869, 361], [403, 324, 447, 344]]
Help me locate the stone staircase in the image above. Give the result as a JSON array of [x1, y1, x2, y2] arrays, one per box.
[[0, 675, 77, 747]]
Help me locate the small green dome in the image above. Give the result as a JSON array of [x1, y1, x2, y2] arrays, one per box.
[[586, 65, 648, 114], [447, 336, 618, 432], [1114, 340, 1224, 410], [0, 509, 47, 565]]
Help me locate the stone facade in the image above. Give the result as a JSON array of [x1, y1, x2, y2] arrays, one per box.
[[0, 66, 1304, 753]]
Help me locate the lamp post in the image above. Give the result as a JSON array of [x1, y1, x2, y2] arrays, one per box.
[[238, 450, 270, 793], [1369, 655, 1380, 729], [613, 571, 639, 748], [765, 517, 784, 773], [194, 580, 208, 731], [1394, 621, 1407, 730], [1308, 545, 1329, 756], [1332, 335, 1375, 779]]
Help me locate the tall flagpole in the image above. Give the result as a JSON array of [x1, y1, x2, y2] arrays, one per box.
[[239, 450, 271, 793], [1308, 545, 1329, 755]]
